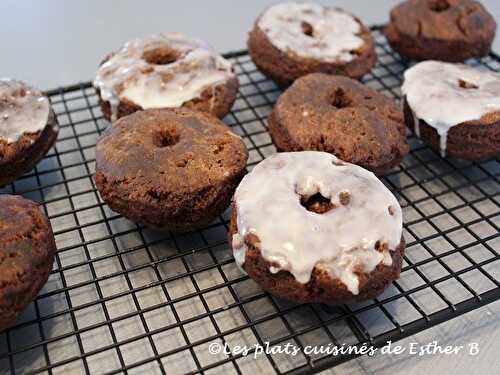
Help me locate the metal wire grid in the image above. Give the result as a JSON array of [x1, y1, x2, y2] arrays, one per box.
[[0, 27, 499, 375]]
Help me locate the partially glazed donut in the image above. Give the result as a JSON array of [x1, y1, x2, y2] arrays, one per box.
[[0, 79, 58, 187], [402, 61, 500, 159], [94, 33, 239, 121], [229, 152, 405, 304], [248, 2, 376, 86]]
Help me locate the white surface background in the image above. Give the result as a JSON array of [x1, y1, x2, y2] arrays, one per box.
[[1, 1, 499, 374], [0, 0, 499, 89]]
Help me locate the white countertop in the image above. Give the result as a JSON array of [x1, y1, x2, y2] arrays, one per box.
[[1, 1, 499, 374]]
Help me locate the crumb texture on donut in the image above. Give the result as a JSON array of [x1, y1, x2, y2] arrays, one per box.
[[95, 108, 248, 232], [0, 195, 56, 332], [94, 33, 238, 121], [231, 151, 404, 298], [402, 61, 500, 157], [384, 0, 496, 61], [269, 73, 408, 174]]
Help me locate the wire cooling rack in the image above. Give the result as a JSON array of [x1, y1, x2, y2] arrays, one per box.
[[0, 27, 499, 375]]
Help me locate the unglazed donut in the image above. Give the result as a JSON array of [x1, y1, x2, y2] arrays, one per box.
[[229, 151, 405, 304], [94, 33, 239, 121], [247, 2, 376, 86], [0, 79, 58, 187], [402, 61, 500, 159], [268, 73, 409, 175]]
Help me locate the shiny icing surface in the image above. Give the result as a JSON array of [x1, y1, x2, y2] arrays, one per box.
[[257, 2, 364, 62], [0, 79, 50, 144], [402, 61, 500, 157], [94, 33, 236, 121], [232, 151, 403, 295]]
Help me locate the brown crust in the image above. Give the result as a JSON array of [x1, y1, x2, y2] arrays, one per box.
[[95, 108, 249, 232], [384, 0, 496, 61], [268, 73, 409, 175], [228, 203, 405, 304], [96, 54, 239, 122], [0, 195, 56, 332], [0, 109, 58, 187], [403, 98, 500, 160], [247, 9, 377, 86]]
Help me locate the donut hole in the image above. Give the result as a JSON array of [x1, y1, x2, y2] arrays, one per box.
[[428, 0, 450, 12], [330, 88, 352, 109], [300, 193, 335, 214], [142, 47, 180, 65], [301, 21, 314, 37], [152, 127, 179, 148], [458, 78, 479, 89]]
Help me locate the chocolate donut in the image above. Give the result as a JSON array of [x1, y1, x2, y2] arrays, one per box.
[[0, 195, 56, 332], [0, 79, 58, 187], [229, 152, 405, 304], [402, 61, 500, 160], [268, 73, 409, 175], [95, 108, 248, 232], [247, 2, 376, 86], [384, 0, 496, 62], [94, 33, 239, 122]]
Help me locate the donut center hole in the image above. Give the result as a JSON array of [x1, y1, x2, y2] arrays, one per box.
[[152, 128, 179, 148], [300, 193, 335, 214], [330, 88, 352, 109], [142, 47, 180, 65], [458, 78, 479, 89], [428, 0, 450, 12], [301, 21, 314, 37]]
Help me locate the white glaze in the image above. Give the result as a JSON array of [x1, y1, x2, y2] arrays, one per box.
[[0, 79, 49, 144], [402, 61, 500, 157], [258, 2, 364, 62], [93, 33, 236, 121], [232, 152, 403, 295]]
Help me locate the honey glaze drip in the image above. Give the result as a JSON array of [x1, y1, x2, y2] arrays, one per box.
[[232, 152, 403, 295], [402, 61, 500, 157], [0, 79, 50, 144], [93, 33, 236, 121], [258, 2, 364, 62]]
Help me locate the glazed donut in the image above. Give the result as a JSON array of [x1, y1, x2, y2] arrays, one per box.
[[402, 61, 500, 159], [94, 33, 239, 121], [0, 79, 58, 187], [229, 151, 405, 304], [247, 2, 376, 86]]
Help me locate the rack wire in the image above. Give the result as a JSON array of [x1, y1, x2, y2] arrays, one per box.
[[0, 27, 499, 375]]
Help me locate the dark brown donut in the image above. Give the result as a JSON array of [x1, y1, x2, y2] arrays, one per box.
[[268, 73, 409, 175], [384, 0, 496, 61], [95, 108, 248, 232], [0, 195, 56, 332], [247, 4, 376, 86]]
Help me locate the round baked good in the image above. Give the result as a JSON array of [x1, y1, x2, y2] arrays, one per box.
[[94, 33, 239, 122], [0, 79, 58, 187], [95, 108, 248, 232], [402, 61, 500, 160], [0, 195, 56, 331], [247, 2, 376, 86], [268, 73, 409, 175], [384, 0, 496, 62], [229, 152, 405, 304]]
